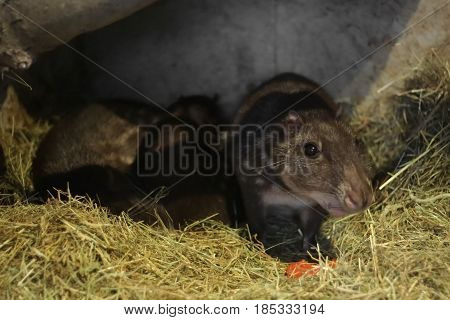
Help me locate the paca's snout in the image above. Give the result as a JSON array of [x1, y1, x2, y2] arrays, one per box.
[[343, 184, 371, 212], [343, 167, 372, 213]]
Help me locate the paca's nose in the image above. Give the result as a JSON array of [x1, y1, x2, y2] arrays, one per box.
[[344, 189, 361, 211], [341, 165, 373, 213], [344, 186, 371, 212]]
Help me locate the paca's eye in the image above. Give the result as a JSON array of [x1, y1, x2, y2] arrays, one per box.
[[304, 142, 320, 158]]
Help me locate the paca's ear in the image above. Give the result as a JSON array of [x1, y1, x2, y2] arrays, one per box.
[[283, 111, 303, 127], [282, 111, 303, 138]]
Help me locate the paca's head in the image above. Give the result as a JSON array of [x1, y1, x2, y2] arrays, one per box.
[[278, 110, 373, 217]]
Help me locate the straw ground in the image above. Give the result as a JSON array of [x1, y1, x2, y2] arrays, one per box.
[[0, 54, 448, 299]]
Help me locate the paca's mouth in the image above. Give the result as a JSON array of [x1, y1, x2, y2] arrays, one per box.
[[325, 193, 371, 217], [301, 189, 372, 217], [326, 205, 356, 217], [311, 198, 361, 217]]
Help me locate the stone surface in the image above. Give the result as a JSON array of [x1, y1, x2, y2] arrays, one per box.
[[3, 0, 449, 117], [0, 0, 157, 70], [78, 0, 449, 117]]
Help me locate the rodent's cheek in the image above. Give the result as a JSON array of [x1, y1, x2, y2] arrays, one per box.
[[308, 191, 351, 217], [297, 159, 322, 178]]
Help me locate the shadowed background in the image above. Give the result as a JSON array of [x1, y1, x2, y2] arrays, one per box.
[[1, 0, 448, 119]]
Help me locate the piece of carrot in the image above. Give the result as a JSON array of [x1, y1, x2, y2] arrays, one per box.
[[286, 259, 337, 278]]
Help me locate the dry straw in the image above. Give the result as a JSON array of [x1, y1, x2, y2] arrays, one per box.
[[0, 54, 448, 299]]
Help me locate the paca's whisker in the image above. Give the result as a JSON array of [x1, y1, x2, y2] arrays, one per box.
[[251, 159, 287, 171]]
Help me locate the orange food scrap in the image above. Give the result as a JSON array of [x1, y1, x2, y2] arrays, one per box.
[[285, 259, 337, 278]]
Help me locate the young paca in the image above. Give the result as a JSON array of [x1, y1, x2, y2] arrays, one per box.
[[234, 73, 372, 261], [33, 96, 234, 226]]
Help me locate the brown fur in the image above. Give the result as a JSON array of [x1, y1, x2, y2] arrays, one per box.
[[234, 73, 372, 261], [234, 73, 338, 124], [33, 97, 234, 226]]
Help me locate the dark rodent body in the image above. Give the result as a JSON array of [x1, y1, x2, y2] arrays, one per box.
[[234, 73, 372, 261], [131, 105, 235, 225], [234, 73, 339, 124], [33, 101, 160, 215], [33, 97, 233, 226]]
